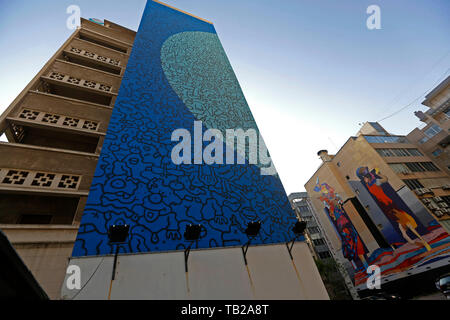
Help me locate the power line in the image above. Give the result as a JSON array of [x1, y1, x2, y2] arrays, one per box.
[[376, 49, 450, 118], [69, 257, 105, 300], [377, 68, 450, 122]]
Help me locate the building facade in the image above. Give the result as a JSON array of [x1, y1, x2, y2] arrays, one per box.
[[288, 192, 332, 260], [305, 122, 450, 298], [407, 76, 450, 231], [0, 1, 328, 300], [0, 18, 136, 298]]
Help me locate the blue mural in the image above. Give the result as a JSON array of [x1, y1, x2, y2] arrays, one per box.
[[72, 1, 297, 257]]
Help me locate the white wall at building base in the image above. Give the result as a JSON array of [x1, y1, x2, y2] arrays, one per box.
[[61, 242, 329, 300]]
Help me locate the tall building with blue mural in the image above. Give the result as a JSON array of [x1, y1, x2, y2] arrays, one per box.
[[72, 0, 299, 257], [59, 1, 329, 300]]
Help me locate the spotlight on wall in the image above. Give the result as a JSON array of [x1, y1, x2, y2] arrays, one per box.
[[183, 224, 203, 272], [107, 224, 130, 284], [245, 221, 261, 238], [286, 220, 307, 260], [242, 221, 262, 265], [292, 221, 307, 236], [184, 224, 202, 241], [108, 224, 130, 244]]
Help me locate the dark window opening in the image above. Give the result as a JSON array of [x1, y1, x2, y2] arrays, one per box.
[[38, 81, 113, 106], [403, 179, 424, 190], [9, 123, 99, 153], [318, 251, 331, 259], [0, 194, 79, 225], [18, 215, 52, 225], [61, 53, 121, 75], [79, 34, 127, 53]]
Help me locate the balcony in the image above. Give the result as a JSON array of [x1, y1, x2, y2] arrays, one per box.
[[78, 29, 130, 54], [0, 143, 97, 196], [80, 18, 135, 48], [61, 48, 122, 75]]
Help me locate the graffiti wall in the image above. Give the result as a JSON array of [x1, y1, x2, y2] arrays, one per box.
[[351, 166, 450, 287], [72, 1, 297, 257], [311, 164, 450, 288]]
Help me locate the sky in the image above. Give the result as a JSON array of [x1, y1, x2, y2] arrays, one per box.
[[0, 0, 449, 194]]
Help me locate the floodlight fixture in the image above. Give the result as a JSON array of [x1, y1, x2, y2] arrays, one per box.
[[108, 224, 130, 244], [245, 221, 261, 238], [107, 224, 130, 283], [184, 224, 202, 241], [241, 221, 262, 265], [286, 220, 307, 260], [183, 224, 204, 272], [292, 221, 307, 236]]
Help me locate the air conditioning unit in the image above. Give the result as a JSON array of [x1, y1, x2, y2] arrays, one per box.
[[441, 208, 450, 214], [439, 202, 449, 208], [433, 196, 444, 202], [427, 203, 439, 210], [422, 188, 433, 194], [434, 210, 443, 217], [415, 189, 424, 196], [422, 198, 432, 204]]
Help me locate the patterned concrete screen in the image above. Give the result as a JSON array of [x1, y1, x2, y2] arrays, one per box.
[[72, 0, 298, 257]]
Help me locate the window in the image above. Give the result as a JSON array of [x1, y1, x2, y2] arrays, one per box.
[[18, 214, 52, 224], [403, 179, 424, 190], [405, 162, 425, 172], [421, 162, 440, 171], [376, 148, 423, 157], [424, 124, 442, 138], [365, 136, 408, 144], [313, 239, 326, 246], [370, 122, 387, 134], [407, 149, 423, 156], [308, 226, 320, 234], [318, 251, 331, 259], [445, 107, 450, 118], [392, 162, 440, 173], [389, 163, 411, 174], [419, 136, 429, 144], [442, 196, 450, 206], [297, 205, 310, 213], [432, 149, 443, 157]]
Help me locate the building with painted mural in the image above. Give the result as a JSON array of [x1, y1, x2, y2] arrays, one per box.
[[407, 76, 450, 232], [305, 121, 450, 298], [0, 1, 327, 300], [0, 1, 329, 301]]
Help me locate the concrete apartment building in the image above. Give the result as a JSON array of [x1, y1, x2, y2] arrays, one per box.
[[288, 192, 332, 260], [0, 18, 136, 298], [406, 76, 450, 230], [408, 76, 450, 175], [305, 121, 450, 297]]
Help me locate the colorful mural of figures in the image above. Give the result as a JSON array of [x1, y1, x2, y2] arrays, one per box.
[[356, 166, 431, 251], [313, 169, 450, 288], [314, 179, 369, 271], [350, 166, 450, 288]]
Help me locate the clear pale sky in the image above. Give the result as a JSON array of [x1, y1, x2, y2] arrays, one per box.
[[0, 0, 449, 194]]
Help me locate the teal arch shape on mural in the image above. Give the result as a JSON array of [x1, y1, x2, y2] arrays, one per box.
[[161, 31, 276, 173], [161, 31, 257, 132]]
